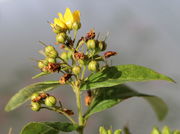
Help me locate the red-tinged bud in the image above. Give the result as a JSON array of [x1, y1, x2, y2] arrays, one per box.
[[47, 62, 61, 72], [104, 51, 117, 58], [85, 29, 95, 40], [59, 74, 72, 84], [85, 95, 93, 106], [63, 108, 74, 116], [74, 51, 86, 60], [39, 93, 49, 99]]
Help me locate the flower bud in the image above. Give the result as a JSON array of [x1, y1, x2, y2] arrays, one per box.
[[98, 41, 107, 51], [45, 96, 57, 107], [72, 22, 81, 31], [87, 39, 97, 49], [31, 93, 39, 101], [114, 130, 122, 134], [174, 130, 180, 134], [45, 46, 58, 58], [31, 102, 41, 111], [107, 130, 112, 134], [46, 57, 56, 63], [88, 60, 99, 72], [72, 65, 81, 75], [38, 61, 45, 69], [60, 52, 69, 61], [99, 126, 107, 134], [56, 33, 67, 44]]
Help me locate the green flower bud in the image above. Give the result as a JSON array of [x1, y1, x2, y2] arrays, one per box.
[[72, 22, 81, 31], [162, 126, 171, 134], [45, 46, 58, 58], [87, 39, 97, 49], [107, 129, 112, 134], [46, 57, 56, 63], [31, 93, 39, 100], [38, 61, 45, 69], [31, 102, 41, 111], [173, 130, 180, 134], [72, 65, 81, 75], [45, 96, 56, 107], [56, 33, 67, 44], [114, 130, 122, 134], [151, 128, 160, 134], [98, 41, 107, 51], [45, 45, 55, 53], [99, 126, 107, 134], [88, 60, 99, 72], [60, 52, 69, 61]]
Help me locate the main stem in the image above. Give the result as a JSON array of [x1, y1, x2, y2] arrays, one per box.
[[75, 85, 84, 134]]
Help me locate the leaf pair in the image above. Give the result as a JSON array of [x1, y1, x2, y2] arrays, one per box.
[[20, 122, 78, 134], [5, 64, 174, 121]]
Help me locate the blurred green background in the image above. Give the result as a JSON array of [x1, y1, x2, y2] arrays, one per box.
[[0, 0, 180, 134]]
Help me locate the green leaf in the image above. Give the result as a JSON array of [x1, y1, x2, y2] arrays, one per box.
[[32, 72, 50, 79], [20, 122, 79, 134], [81, 64, 175, 90], [84, 84, 168, 121], [5, 81, 59, 112]]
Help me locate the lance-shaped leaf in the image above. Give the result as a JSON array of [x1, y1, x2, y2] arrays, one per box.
[[81, 64, 175, 90], [32, 72, 50, 79], [20, 122, 79, 134], [5, 81, 59, 112], [84, 84, 168, 121]]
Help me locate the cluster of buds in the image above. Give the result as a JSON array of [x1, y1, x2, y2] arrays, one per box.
[[35, 8, 118, 110], [30, 92, 74, 115], [50, 8, 81, 44], [31, 92, 56, 111]]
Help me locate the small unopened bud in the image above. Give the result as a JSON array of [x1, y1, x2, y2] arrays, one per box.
[[104, 51, 117, 58], [46, 57, 56, 63], [98, 41, 107, 51], [99, 126, 107, 134], [72, 22, 81, 31], [31, 102, 41, 111], [60, 52, 69, 61], [107, 130, 112, 134], [88, 60, 99, 72], [87, 39, 97, 49], [45, 96, 57, 107], [114, 130, 122, 134], [31, 93, 39, 101], [72, 65, 81, 75], [45, 46, 58, 58], [56, 33, 67, 44]]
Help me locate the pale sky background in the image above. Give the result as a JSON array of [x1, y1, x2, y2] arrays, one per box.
[[0, 0, 180, 134]]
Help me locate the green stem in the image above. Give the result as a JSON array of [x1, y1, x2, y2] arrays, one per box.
[[42, 106, 76, 124], [74, 86, 84, 134], [81, 65, 86, 80]]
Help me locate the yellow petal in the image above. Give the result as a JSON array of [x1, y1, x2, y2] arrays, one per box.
[[73, 10, 80, 22], [54, 18, 67, 29], [64, 8, 74, 29], [58, 13, 65, 22]]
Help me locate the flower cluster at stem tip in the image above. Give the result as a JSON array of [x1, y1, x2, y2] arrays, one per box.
[[33, 8, 117, 112]]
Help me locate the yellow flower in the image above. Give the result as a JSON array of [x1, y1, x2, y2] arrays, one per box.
[[50, 8, 81, 33], [63, 8, 81, 30]]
